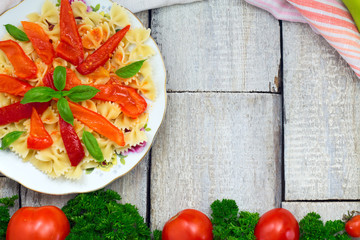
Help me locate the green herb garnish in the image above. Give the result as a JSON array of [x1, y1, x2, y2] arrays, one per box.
[[1, 131, 24, 150], [21, 66, 99, 125], [53, 65, 66, 91], [299, 212, 350, 239], [21, 87, 57, 104], [211, 199, 259, 239], [62, 189, 154, 239], [82, 131, 104, 162], [0, 195, 18, 239], [4, 24, 29, 41], [67, 85, 100, 102], [56, 0, 61, 7], [85, 168, 95, 174], [91, 4, 100, 12], [115, 60, 146, 79], [119, 154, 127, 165], [57, 97, 74, 125], [144, 123, 151, 132]]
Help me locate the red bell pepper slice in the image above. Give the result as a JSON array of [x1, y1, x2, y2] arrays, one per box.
[[0, 74, 33, 96], [21, 21, 55, 65], [27, 108, 53, 150], [68, 101, 125, 146], [0, 40, 37, 80], [42, 68, 82, 90], [56, 0, 84, 66], [0, 102, 49, 126], [76, 25, 130, 75], [59, 116, 85, 166], [94, 84, 147, 118]]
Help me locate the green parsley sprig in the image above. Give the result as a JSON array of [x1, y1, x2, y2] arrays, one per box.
[[62, 189, 156, 239], [0, 195, 18, 239]]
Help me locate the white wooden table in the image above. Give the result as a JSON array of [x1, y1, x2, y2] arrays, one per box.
[[1, 0, 360, 233]]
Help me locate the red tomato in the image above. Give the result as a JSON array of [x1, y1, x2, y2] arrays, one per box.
[[162, 209, 213, 240], [6, 206, 70, 240], [254, 208, 299, 240], [346, 215, 360, 237]]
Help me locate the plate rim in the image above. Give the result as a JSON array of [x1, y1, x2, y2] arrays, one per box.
[[0, 0, 167, 195]]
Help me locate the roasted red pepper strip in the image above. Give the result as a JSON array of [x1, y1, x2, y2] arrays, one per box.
[[0, 102, 49, 126], [95, 84, 147, 118], [42, 69, 81, 90], [27, 108, 53, 150], [56, 0, 84, 65], [0, 74, 33, 96], [59, 116, 85, 166], [0, 40, 37, 80], [76, 25, 130, 75], [68, 101, 125, 146], [21, 21, 55, 65]]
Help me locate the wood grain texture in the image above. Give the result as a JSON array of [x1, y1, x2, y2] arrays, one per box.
[[150, 93, 282, 229], [282, 202, 360, 222], [20, 11, 151, 219], [0, 177, 20, 216], [283, 22, 360, 200], [150, 0, 281, 92]]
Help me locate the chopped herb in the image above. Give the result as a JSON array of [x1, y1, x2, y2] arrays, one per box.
[[144, 124, 151, 132], [119, 155, 127, 165], [91, 4, 100, 12], [85, 168, 95, 174], [56, 0, 61, 7]]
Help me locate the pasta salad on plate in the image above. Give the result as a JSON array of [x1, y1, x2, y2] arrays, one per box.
[[0, 0, 166, 194]]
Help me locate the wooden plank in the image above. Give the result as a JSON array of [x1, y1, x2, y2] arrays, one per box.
[[20, 154, 149, 218], [150, 93, 282, 229], [282, 202, 360, 222], [0, 177, 20, 216], [150, 0, 281, 92], [283, 202, 360, 240], [283, 22, 360, 200], [20, 11, 151, 219]]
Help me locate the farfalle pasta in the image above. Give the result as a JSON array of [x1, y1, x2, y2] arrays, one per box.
[[0, 0, 156, 179]]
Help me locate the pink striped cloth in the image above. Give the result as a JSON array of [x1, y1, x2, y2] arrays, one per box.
[[246, 0, 360, 78]]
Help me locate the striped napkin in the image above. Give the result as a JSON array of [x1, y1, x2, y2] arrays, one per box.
[[246, 0, 360, 78], [0, 0, 201, 15]]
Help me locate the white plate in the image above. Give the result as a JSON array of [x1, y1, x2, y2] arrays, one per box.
[[0, 0, 166, 195]]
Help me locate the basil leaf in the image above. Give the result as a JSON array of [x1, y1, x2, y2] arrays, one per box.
[[115, 60, 146, 79], [67, 85, 100, 102], [21, 87, 56, 104], [82, 131, 104, 162], [56, 0, 61, 7], [85, 168, 95, 174], [57, 97, 74, 125], [4, 24, 29, 42], [53, 66, 67, 91], [91, 4, 100, 12], [1, 131, 24, 150]]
